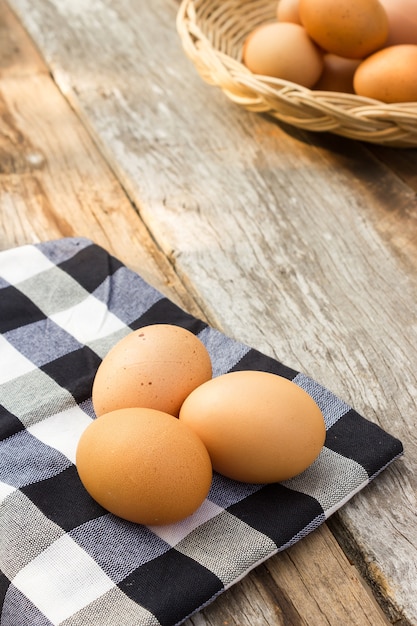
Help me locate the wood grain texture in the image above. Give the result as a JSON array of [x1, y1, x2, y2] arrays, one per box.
[[0, 0, 46, 77], [2, 0, 416, 623], [0, 3, 202, 315]]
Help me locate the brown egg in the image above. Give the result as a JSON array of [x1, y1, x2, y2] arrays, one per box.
[[276, 0, 302, 25], [92, 324, 212, 417], [242, 22, 323, 88], [314, 54, 361, 93], [76, 408, 213, 525], [379, 0, 417, 46], [299, 0, 389, 59], [179, 371, 326, 484], [354, 45, 417, 102]]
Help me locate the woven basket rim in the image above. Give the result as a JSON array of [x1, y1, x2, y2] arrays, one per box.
[[176, 0, 417, 147]]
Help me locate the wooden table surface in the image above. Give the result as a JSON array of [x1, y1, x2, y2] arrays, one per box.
[[1, 0, 416, 624]]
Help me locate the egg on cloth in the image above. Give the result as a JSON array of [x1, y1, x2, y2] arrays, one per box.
[[179, 370, 326, 484], [92, 324, 212, 417], [243, 21, 323, 88], [76, 408, 213, 525]]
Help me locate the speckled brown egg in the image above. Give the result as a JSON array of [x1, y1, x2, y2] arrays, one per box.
[[354, 44, 417, 102], [92, 324, 212, 417], [76, 407, 213, 525], [299, 0, 389, 59], [179, 370, 326, 484]]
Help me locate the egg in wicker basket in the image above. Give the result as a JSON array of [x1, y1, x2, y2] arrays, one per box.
[[176, 0, 417, 147]]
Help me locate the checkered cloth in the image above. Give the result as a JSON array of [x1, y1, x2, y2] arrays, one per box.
[[0, 237, 403, 626]]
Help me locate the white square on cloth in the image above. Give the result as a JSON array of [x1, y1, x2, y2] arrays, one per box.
[[12, 534, 115, 625], [27, 406, 93, 463], [0, 246, 54, 284], [0, 481, 16, 504], [149, 499, 224, 545], [50, 294, 126, 345], [0, 336, 37, 384]]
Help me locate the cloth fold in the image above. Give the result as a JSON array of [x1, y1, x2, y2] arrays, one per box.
[[0, 238, 403, 626]]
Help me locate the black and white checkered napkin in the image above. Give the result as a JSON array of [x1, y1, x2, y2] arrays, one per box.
[[0, 237, 403, 626]]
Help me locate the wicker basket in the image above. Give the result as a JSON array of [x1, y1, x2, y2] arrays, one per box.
[[176, 0, 417, 147]]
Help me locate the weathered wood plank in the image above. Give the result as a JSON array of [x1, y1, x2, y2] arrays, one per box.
[[3, 0, 416, 623], [369, 143, 417, 191], [304, 132, 417, 273], [0, 0, 46, 77], [0, 62, 202, 313]]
